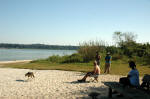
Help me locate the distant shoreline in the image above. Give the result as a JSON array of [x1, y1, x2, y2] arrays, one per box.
[[0, 48, 77, 50], [0, 43, 79, 50]]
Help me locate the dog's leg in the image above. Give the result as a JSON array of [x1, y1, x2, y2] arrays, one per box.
[[27, 77, 29, 81], [27, 75, 30, 81]]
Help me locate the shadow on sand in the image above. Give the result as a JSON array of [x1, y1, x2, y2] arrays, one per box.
[[72, 84, 109, 99], [65, 80, 109, 99], [65, 80, 91, 84], [16, 79, 27, 82]]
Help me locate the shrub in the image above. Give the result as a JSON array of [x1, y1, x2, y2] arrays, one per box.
[[78, 40, 105, 62], [61, 53, 83, 63], [106, 46, 119, 55], [46, 55, 62, 63], [112, 54, 123, 61], [30, 59, 46, 63]]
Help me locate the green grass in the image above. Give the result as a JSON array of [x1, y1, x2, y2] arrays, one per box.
[[2, 60, 150, 76], [2, 62, 93, 72]]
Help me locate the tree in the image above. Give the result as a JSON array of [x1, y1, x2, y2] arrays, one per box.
[[113, 31, 138, 57], [123, 32, 137, 42], [113, 31, 137, 47], [113, 31, 123, 47]]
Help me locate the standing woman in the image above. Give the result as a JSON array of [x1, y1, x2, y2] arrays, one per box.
[[95, 51, 101, 67], [104, 52, 112, 74]]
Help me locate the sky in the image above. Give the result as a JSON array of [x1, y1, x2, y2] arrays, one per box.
[[0, 0, 150, 46]]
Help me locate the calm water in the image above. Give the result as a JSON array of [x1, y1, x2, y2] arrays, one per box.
[[0, 49, 77, 61]]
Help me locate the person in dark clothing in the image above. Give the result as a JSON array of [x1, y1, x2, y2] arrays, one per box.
[[95, 51, 101, 66], [104, 52, 111, 74]]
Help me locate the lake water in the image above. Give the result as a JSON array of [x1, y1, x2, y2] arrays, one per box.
[[0, 49, 77, 61]]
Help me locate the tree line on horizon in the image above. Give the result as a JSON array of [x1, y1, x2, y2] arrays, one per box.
[[0, 43, 79, 50], [35, 31, 150, 66]]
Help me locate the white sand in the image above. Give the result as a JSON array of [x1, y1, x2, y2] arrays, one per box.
[[0, 68, 123, 99], [0, 60, 32, 64]]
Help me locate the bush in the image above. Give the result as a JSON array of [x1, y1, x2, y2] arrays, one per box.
[[46, 55, 62, 63], [61, 53, 83, 63], [112, 54, 123, 61], [78, 40, 105, 62], [140, 56, 150, 65], [106, 46, 119, 55], [30, 59, 47, 63], [44, 53, 83, 63]]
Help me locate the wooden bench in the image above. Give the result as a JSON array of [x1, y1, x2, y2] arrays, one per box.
[[103, 82, 150, 99]]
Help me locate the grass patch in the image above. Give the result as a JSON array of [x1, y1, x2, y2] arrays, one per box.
[[2, 60, 150, 76], [2, 62, 93, 72]]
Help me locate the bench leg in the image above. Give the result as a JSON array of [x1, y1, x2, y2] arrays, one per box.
[[108, 87, 112, 98], [94, 77, 98, 82]]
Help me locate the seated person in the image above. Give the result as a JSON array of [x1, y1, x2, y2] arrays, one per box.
[[78, 61, 100, 82], [119, 61, 140, 87]]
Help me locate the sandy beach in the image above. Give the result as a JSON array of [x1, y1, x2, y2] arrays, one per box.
[[0, 60, 32, 64], [0, 68, 124, 99]]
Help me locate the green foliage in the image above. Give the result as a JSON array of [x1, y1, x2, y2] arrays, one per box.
[[78, 40, 105, 62], [40, 53, 83, 63], [112, 31, 150, 65], [112, 54, 123, 61], [113, 31, 137, 47], [106, 46, 119, 55], [30, 59, 47, 63], [38, 34, 150, 65], [21, 32, 150, 66], [46, 55, 63, 63], [121, 41, 137, 57], [61, 53, 83, 63]]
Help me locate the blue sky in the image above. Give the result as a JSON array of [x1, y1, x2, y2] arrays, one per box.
[[0, 0, 150, 45]]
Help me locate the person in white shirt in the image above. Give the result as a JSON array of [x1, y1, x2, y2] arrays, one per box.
[[119, 61, 140, 87]]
